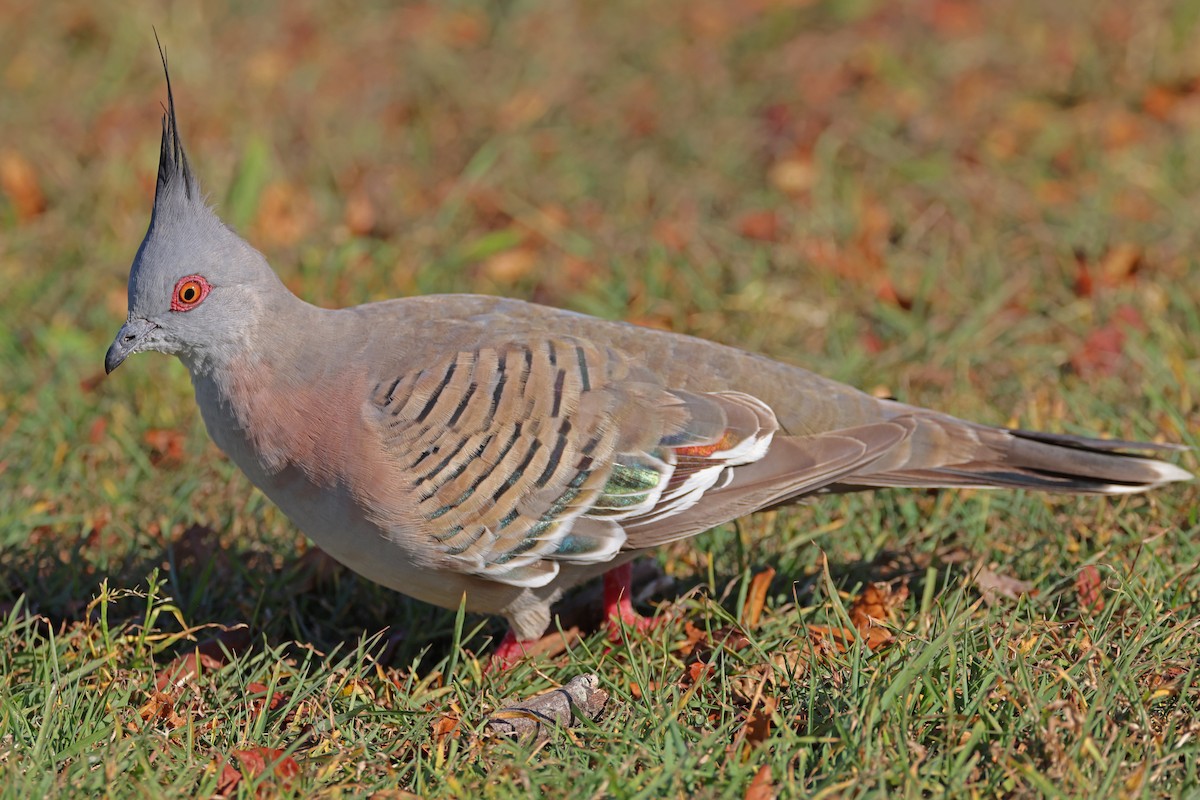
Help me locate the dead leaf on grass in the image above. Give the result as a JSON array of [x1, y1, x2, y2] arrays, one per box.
[[1142, 78, 1200, 121], [1070, 324, 1127, 377], [431, 711, 460, 746], [155, 626, 252, 690], [875, 276, 913, 311], [806, 624, 859, 654], [768, 156, 815, 195], [343, 186, 378, 236], [87, 417, 107, 445], [0, 150, 47, 221], [1073, 244, 1143, 298], [740, 695, 777, 748], [743, 566, 776, 629], [973, 566, 1036, 604], [1099, 243, 1143, 285], [683, 660, 713, 687], [809, 580, 909, 653], [246, 681, 287, 713], [215, 747, 301, 796], [481, 246, 539, 284], [1075, 565, 1104, 615], [137, 690, 187, 730], [144, 428, 186, 467], [745, 763, 776, 800], [847, 580, 909, 650], [678, 619, 709, 658], [737, 210, 781, 242]]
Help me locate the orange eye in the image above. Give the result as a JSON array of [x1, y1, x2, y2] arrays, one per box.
[[170, 275, 211, 312]]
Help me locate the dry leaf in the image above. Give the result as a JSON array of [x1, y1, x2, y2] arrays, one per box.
[[155, 627, 252, 690], [860, 330, 887, 355], [628, 678, 659, 700], [343, 187, 377, 236], [1075, 565, 1104, 615], [137, 690, 186, 730], [144, 428, 186, 467], [1069, 323, 1126, 378], [1112, 304, 1145, 330], [653, 219, 690, 253], [1073, 249, 1094, 298], [677, 619, 709, 657], [0, 150, 47, 220], [1142, 79, 1200, 121], [768, 157, 815, 195], [806, 581, 909, 654], [925, 0, 983, 34], [713, 626, 752, 652], [1099, 243, 1142, 284], [847, 581, 909, 651], [684, 660, 713, 687], [743, 567, 776, 629], [740, 695, 776, 748], [1143, 85, 1177, 120], [431, 713, 459, 746], [875, 276, 913, 311], [465, 186, 511, 228], [499, 89, 548, 129], [482, 247, 538, 284], [973, 566, 1036, 604], [806, 624, 858, 654], [216, 747, 300, 795], [737, 210, 781, 242], [88, 417, 108, 445], [745, 764, 776, 800], [849, 582, 908, 627], [246, 681, 286, 713], [215, 757, 243, 796]]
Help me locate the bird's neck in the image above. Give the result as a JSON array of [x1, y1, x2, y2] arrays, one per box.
[[192, 298, 365, 481]]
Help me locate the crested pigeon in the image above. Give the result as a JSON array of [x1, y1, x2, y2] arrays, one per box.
[[106, 53, 1192, 665]]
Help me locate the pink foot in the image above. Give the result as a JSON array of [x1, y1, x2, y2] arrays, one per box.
[[488, 629, 533, 672], [603, 562, 658, 641]]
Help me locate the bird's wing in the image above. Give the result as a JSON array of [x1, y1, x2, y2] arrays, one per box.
[[367, 337, 912, 588]]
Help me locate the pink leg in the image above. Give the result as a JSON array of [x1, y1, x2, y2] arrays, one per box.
[[603, 562, 655, 641], [488, 629, 532, 672]]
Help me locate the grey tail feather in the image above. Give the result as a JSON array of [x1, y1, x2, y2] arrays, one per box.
[[838, 424, 1192, 496], [152, 31, 197, 201], [989, 428, 1192, 493]]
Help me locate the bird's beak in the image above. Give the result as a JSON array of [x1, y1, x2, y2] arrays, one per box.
[[105, 318, 157, 374]]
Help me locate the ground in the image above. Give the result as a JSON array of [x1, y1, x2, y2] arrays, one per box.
[[1, 0, 1199, 797]]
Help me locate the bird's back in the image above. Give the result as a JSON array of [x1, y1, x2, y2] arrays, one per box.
[[344, 292, 884, 436]]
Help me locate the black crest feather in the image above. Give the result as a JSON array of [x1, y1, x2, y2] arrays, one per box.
[[153, 32, 199, 203]]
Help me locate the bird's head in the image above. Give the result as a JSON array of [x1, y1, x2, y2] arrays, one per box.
[[106, 44, 283, 376]]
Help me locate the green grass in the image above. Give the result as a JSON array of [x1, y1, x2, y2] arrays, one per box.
[[2, 0, 1199, 796]]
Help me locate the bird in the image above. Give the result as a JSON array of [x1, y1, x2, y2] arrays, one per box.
[[106, 51, 1192, 667]]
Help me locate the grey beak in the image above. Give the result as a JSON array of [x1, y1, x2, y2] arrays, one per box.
[[105, 318, 157, 374]]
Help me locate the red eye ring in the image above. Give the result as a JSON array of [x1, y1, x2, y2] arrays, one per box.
[[171, 275, 211, 311]]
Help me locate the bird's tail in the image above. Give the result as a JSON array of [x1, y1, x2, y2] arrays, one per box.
[[836, 410, 1193, 495]]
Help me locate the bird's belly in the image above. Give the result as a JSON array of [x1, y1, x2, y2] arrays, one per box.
[[249, 464, 535, 616], [195, 400, 467, 608]]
